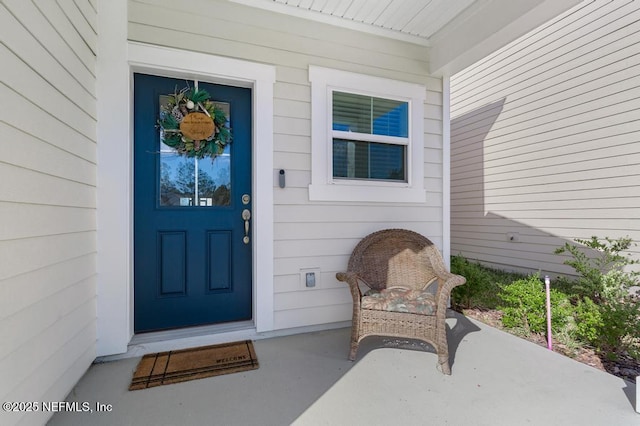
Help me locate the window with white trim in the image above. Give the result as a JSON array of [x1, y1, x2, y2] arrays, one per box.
[[332, 91, 408, 182], [309, 66, 427, 203]]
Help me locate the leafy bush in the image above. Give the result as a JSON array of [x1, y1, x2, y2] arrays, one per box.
[[498, 274, 573, 335], [451, 241, 639, 362], [554, 236, 640, 354], [450, 255, 521, 310], [599, 301, 640, 352], [573, 297, 603, 344], [554, 236, 639, 303]]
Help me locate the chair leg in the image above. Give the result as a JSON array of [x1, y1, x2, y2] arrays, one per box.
[[437, 353, 451, 375], [436, 323, 451, 375], [348, 320, 360, 361], [348, 340, 359, 361]]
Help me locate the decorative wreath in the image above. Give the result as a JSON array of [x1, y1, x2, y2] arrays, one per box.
[[157, 86, 231, 159]]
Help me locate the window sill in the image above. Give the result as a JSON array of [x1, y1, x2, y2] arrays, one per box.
[[309, 184, 426, 203]]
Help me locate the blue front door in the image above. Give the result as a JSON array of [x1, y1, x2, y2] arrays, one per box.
[[134, 73, 252, 333]]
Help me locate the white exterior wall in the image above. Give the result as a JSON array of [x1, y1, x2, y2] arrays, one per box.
[[0, 1, 97, 425], [128, 0, 444, 330], [450, 0, 640, 276]]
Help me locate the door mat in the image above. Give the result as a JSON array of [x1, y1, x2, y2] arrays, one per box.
[[129, 340, 259, 390]]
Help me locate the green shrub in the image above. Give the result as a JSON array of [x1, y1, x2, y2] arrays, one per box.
[[554, 236, 639, 303], [547, 274, 576, 297], [599, 299, 640, 353], [498, 274, 573, 335], [450, 243, 639, 363], [450, 255, 520, 310], [573, 297, 603, 344], [554, 236, 640, 354]]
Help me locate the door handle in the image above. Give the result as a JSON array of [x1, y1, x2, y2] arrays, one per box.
[[242, 209, 251, 244]]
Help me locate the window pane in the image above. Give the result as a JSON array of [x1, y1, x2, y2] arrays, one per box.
[[159, 154, 196, 206], [372, 97, 408, 137], [333, 139, 406, 182], [197, 145, 231, 206], [332, 92, 371, 133], [332, 92, 408, 137]]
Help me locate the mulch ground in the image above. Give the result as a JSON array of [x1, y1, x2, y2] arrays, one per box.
[[461, 308, 639, 384]]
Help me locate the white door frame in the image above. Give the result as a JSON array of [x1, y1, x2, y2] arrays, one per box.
[[96, 40, 275, 356]]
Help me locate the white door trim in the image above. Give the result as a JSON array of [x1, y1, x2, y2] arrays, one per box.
[[96, 40, 275, 356]]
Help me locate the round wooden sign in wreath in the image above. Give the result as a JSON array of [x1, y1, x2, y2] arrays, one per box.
[[157, 86, 231, 159], [180, 112, 215, 141]]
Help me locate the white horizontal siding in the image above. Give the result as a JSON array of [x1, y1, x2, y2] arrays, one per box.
[[34, 0, 96, 76], [450, 0, 640, 277], [129, 0, 442, 330], [0, 122, 96, 186], [0, 164, 95, 208], [0, 1, 96, 425], [0, 84, 95, 162]]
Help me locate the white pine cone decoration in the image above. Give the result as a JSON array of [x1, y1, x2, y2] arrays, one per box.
[[171, 106, 184, 122]]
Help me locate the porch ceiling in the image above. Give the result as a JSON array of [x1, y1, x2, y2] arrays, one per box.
[[229, 0, 582, 76], [231, 0, 477, 44]]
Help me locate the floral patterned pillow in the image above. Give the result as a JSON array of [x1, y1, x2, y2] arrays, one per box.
[[361, 287, 436, 315]]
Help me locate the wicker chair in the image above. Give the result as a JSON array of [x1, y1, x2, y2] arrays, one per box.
[[336, 229, 466, 374]]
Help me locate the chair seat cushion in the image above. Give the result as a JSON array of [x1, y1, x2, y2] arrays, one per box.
[[361, 287, 436, 315]]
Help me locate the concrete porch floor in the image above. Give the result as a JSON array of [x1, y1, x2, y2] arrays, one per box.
[[48, 312, 637, 426]]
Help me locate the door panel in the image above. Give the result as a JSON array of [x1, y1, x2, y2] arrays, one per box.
[[134, 73, 252, 333], [207, 230, 231, 291], [159, 231, 187, 295]]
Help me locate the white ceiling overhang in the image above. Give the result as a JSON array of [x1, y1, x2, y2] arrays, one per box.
[[229, 0, 582, 76]]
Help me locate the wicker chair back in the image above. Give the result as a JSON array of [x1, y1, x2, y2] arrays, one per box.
[[347, 229, 439, 291]]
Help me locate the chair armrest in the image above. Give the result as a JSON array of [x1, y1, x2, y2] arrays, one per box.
[[336, 271, 363, 304], [435, 272, 466, 314]]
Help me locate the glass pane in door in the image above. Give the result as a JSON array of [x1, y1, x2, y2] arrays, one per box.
[[197, 145, 231, 206], [159, 153, 197, 206]]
